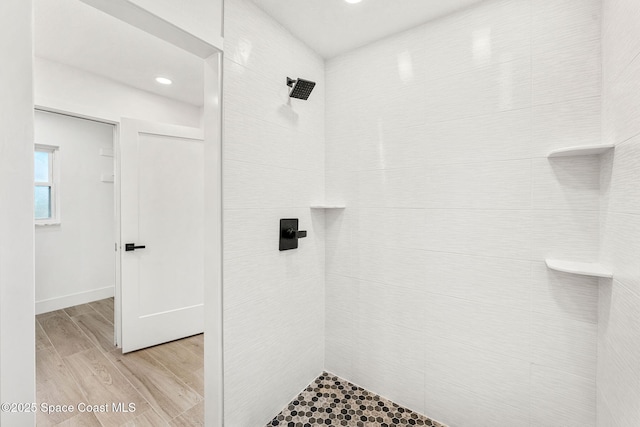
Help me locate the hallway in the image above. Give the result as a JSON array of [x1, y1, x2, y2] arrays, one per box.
[[36, 298, 204, 426]]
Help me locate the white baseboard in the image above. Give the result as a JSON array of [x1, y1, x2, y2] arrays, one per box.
[[36, 286, 114, 315]]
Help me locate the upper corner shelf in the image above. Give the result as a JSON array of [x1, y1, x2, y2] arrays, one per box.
[[547, 144, 614, 158], [545, 258, 613, 279], [310, 205, 346, 209]]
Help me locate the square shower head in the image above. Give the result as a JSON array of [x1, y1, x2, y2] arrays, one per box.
[[287, 77, 316, 100]]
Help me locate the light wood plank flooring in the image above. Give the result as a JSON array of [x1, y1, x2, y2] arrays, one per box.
[[36, 298, 204, 426]]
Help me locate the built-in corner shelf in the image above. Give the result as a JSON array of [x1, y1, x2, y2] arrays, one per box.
[[547, 144, 614, 158], [545, 259, 613, 279], [310, 205, 346, 209]]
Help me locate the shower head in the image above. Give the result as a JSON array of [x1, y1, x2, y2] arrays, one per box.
[[287, 77, 316, 100]]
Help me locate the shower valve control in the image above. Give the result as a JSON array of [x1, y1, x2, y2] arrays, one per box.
[[285, 228, 307, 239], [279, 218, 307, 251]]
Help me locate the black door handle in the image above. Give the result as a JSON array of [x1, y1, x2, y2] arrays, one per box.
[[125, 243, 146, 252]]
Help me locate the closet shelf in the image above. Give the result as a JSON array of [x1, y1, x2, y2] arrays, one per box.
[[310, 205, 346, 209], [547, 144, 614, 158], [545, 259, 613, 279]]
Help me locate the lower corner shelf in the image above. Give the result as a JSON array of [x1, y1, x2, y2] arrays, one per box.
[[547, 144, 614, 158], [545, 259, 613, 279]]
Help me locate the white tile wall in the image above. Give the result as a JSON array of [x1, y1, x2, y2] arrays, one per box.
[[223, 0, 325, 425], [531, 365, 596, 427], [422, 0, 531, 80], [530, 262, 599, 323], [223, 0, 640, 426], [423, 376, 530, 427], [599, 1, 640, 425], [421, 209, 533, 260], [416, 160, 533, 210], [531, 209, 600, 261], [357, 280, 427, 331], [424, 57, 532, 123], [532, 156, 601, 211], [601, 137, 640, 215], [419, 108, 533, 165], [602, 0, 640, 82], [600, 211, 640, 291], [597, 390, 618, 427], [424, 336, 531, 419], [602, 54, 640, 145], [532, 0, 601, 54], [532, 38, 601, 106], [425, 293, 531, 360], [422, 253, 532, 310], [531, 96, 602, 157], [531, 311, 597, 379], [325, 0, 602, 425], [598, 281, 640, 426]]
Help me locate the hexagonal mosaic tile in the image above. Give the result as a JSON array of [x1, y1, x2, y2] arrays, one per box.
[[265, 372, 447, 427]]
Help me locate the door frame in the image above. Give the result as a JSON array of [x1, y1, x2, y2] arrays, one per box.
[[33, 54, 224, 427]]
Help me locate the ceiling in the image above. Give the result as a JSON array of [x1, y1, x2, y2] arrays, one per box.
[[250, 0, 486, 58], [33, 0, 485, 104], [34, 0, 204, 106]]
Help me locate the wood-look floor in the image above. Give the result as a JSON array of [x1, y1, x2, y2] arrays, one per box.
[[36, 298, 204, 426]]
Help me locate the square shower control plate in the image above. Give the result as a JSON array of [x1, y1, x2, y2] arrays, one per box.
[[279, 218, 299, 251]]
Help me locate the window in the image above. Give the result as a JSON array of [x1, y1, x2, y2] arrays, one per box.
[[34, 145, 59, 224]]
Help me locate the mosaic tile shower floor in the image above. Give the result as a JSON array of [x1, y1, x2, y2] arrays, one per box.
[[266, 372, 446, 427]]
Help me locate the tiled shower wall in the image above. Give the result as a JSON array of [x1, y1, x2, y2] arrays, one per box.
[[223, 0, 326, 425], [597, 0, 640, 425], [325, 0, 602, 426]]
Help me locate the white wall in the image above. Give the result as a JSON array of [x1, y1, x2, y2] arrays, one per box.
[[34, 110, 115, 314], [79, 0, 222, 57], [35, 57, 203, 127], [325, 0, 602, 426], [0, 0, 36, 425], [598, 0, 640, 425], [223, 0, 325, 425], [128, 0, 223, 47]]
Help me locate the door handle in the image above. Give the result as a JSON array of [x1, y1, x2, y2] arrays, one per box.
[[125, 243, 146, 252]]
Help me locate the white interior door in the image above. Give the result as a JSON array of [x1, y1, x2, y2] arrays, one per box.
[[119, 118, 204, 353]]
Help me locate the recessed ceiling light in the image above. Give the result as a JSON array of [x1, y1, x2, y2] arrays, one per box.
[[345, 0, 362, 3], [155, 76, 172, 85]]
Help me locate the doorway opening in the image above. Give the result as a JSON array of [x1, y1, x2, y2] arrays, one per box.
[[33, 0, 221, 425], [33, 111, 206, 425]]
